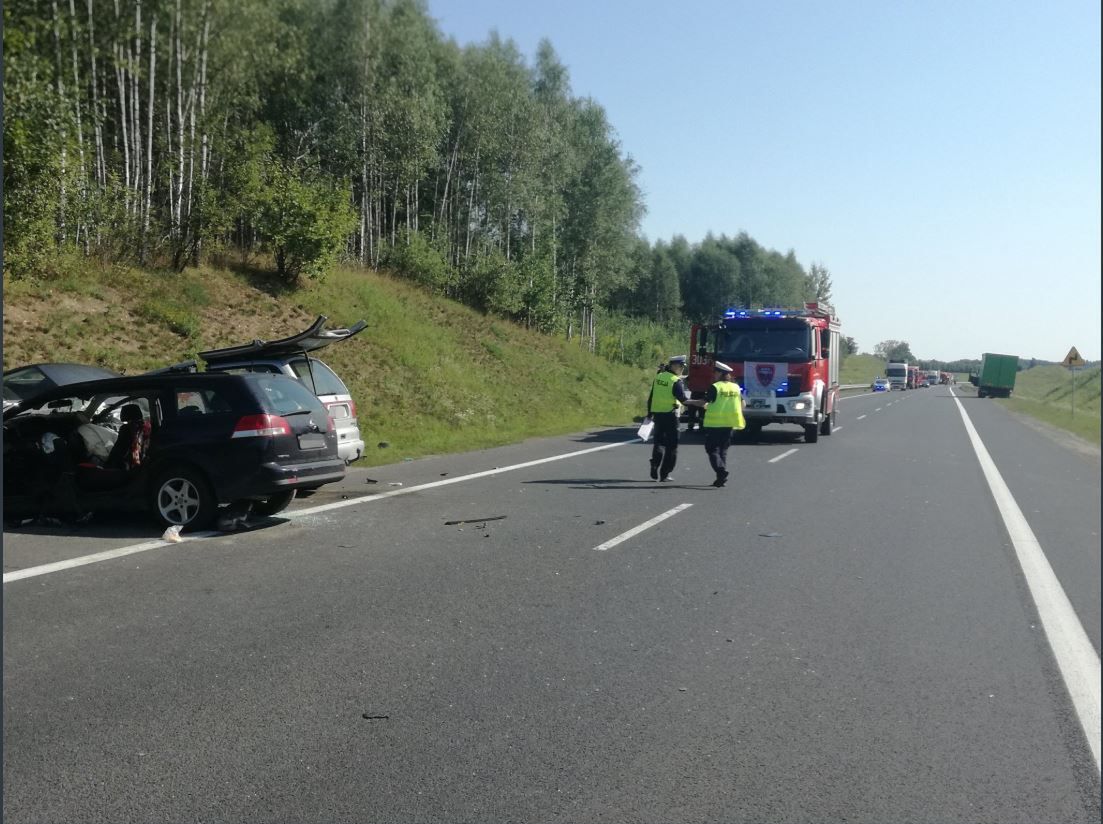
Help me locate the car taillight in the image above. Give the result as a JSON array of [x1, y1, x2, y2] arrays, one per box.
[[232, 414, 293, 438], [327, 415, 336, 432]]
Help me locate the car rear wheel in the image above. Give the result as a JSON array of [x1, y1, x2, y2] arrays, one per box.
[[151, 467, 216, 531], [252, 490, 296, 517]]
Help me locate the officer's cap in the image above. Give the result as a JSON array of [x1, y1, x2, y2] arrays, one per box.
[[713, 361, 733, 373], [668, 355, 687, 365]]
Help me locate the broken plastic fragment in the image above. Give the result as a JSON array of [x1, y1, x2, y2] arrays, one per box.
[[162, 525, 183, 543], [444, 515, 507, 526]]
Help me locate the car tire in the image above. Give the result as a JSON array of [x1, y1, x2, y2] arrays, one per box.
[[150, 466, 217, 531], [252, 489, 296, 517]]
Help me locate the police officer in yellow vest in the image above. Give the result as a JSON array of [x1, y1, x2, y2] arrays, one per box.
[[691, 361, 745, 487], [646, 355, 689, 482]]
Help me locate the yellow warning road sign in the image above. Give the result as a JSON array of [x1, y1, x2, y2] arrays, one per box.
[[1062, 346, 1085, 368]]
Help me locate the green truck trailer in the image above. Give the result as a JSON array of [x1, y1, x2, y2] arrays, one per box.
[[971, 352, 1018, 398]]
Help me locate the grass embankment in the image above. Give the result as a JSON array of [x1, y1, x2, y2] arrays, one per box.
[[839, 353, 886, 387], [3, 261, 654, 465], [999, 365, 1100, 445]]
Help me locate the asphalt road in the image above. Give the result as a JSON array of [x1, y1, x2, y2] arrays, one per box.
[[3, 386, 1100, 823]]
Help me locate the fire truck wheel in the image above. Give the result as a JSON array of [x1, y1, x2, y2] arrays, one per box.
[[820, 409, 835, 436], [804, 423, 820, 443]]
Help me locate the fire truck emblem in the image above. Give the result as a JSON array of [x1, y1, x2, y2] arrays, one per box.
[[755, 364, 776, 386]]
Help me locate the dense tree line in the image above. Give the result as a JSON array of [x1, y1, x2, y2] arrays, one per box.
[[4, 0, 832, 354]]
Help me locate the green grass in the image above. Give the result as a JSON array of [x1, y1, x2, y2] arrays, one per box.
[[4, 260, 655, 466], [996, 364, 1101, 444], [839, 353, 886, 386]]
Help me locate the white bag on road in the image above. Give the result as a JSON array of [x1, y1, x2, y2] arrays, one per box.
[[637, 418, 654, 442]]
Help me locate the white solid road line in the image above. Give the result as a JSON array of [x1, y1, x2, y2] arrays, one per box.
[[4, 438, 636, 584], [287, 439, 631, 519], [768, 448, 799, 464], [951, 389, 1101, 774], [2, 532, 221, 583], [593, 503, 693, 552], [856, 414, 867, 420]]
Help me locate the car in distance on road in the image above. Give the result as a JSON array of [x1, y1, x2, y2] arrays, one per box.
[[197, 316, 367, 465], [3, 372, 345, 530], [3, 362, 119, 412], [871, 377, 890, 392]]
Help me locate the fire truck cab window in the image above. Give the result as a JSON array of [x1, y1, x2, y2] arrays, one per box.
[[718, 327, 812, 361]]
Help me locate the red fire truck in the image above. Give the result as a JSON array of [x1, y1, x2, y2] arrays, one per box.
[[684, 302, 841, 442], [906, 364, 920, 389]]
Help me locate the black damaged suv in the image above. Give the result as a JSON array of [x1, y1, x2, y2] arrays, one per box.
[[3, 371, 345, 530]]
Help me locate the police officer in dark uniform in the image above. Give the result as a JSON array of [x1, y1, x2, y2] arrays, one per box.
[[646, 355, 689, 482]]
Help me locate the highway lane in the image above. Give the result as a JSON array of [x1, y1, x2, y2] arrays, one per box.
[[3, 388, 1099, 822], [947, 388, 1100, 652]]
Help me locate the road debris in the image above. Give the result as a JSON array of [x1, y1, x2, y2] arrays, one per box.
[[758, 532, 781, 538], [387, 482, 403, 487], [365, 478, 379, 484], [361, 714, 390, 720], [444, 515, 507, 526], [594, 520, 606, 525], [216, 501, 253, 532], [161, 525, 183, 543]]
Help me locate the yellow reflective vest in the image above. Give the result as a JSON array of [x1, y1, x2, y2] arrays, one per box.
[[649, 370, 680, 414], [703, 380, 745, 430]]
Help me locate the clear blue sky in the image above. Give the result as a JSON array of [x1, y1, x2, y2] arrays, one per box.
[[429, 0, 1101, 362]]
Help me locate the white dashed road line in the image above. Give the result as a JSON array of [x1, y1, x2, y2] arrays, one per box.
[[768, 448, 799, 464], [875, 407, 883, 412], [951, 389, 1101, 774], [592, 503, 693, 552], [856, 414, 867, 420]]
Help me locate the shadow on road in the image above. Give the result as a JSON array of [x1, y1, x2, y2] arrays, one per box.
[[4, 510, 288, 541], [523, 478, 717, 491], [571, 427, 639, 444], [3, 511, 162, 540]]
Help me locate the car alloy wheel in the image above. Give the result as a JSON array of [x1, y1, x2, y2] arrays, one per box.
[[151, 467, 216, 530]]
